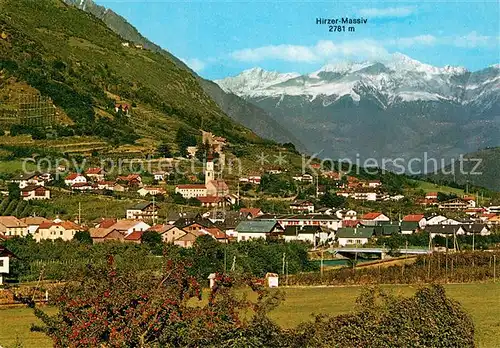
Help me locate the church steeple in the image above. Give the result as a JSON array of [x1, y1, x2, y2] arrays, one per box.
[[205, 154, 214, 185]]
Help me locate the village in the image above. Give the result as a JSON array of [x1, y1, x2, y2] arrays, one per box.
[[0, 131, 498, 251]]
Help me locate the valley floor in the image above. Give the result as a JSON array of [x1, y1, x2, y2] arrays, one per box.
[[0, 283, 498, 347]]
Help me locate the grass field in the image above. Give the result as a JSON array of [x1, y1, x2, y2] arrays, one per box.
[[0, 283, 498, 347], [414, 180, 466, 196]]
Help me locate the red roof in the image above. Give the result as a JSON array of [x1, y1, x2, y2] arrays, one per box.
[[99, 218, 117, 229], [204, 227, 226, 240], [361, 212, 384, 220], [342, 220, 361, 227], [176, 184, 206, 189], [426, 192, 438, 197], [86, 167, 103, 175], [72, 183, 90, 188], [240, 208, 262, 217], [403, 214, 425, 222], [65, 173, 82, 180], [125, 230, 143, 241]]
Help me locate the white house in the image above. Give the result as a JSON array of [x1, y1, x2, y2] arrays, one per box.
[[277, 214, 341, 232], [283, 225, 330, 245], [336, 227, 375, 247], [175, 184, 207, 199], [367, 180, 381, 188], [10, 173, 46, 189], [85, 167, 105, 181], [126, 202, 159, 221], [360, 212, 390, 226], [235, 220, 284, 242], [290, 200, 315, 213], [20, 217, 51, 235], [137, 187, 166, 197], [426, 215, 448, 225], [21, 185, 50, 201], [153, 171, 167, 181], [0, 246, 15, 285], [0, 216, 28, 237], [34, 221, 84, 242], [65, 173, 87, 186]]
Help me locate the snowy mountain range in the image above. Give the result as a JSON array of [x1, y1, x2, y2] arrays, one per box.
[[215, 53, 500, 168], [216, 53, 498, 107]]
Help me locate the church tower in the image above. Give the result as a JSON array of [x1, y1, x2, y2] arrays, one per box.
[[205, 155, 214, 185]]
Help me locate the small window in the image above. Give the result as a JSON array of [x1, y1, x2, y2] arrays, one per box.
[[0, 260, 4, 267]]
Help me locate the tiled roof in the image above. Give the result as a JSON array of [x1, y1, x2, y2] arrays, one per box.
[[402, 214, 425, 222], [235, 220, 281, 233], [361, 212, 384, 220], [124, 230, 143, 241], [240, 208, 262, 217], [336, 227, 375, 239], [65, 173, 82, 180], [0, 216, 27, 228], [86, 167, 103, 175], [176, 184, 206, 189]]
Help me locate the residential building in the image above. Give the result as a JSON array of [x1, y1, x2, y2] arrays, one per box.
[[117, 174, 143, 187], [438, 199, 470, 210], [64, 173, 87, 186], [148, 224, 186, 243], [336, 227, 375, 247], [10, 173, 45, 188], [0, 216, 28, 237], [283, 225, 328, 244], [425, 192, 438, 200], [235, 220, 284, 242], [137, 187, 166, 197], [196, 195, 227, 208], [153, 171, 167, 181], [240, 208, 263, 219], [367, 180, 382, 188], [360, 212, 390, 226], [425, 225, 465, 239], [34, 221, 83, 242], [21, 185, 50, 200], [0, 246, 15, 285], [20, 217, 51, 235], [461, 223, 491, 236], [401, 214, 426, 234], [290, 200, 315, 213], [174, 229, 206, 248], [85, 167, 105, 181], [126, 202, 159, 221]]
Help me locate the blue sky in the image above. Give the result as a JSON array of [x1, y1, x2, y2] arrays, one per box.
[[97, 1, 499, 79]]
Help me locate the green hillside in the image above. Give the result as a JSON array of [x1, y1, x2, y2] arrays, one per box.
[[423, 147, 500, 192], [61, 0, 308, 152], [0, 0, 264, 153]]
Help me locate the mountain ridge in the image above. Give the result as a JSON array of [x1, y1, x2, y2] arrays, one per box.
[[62, 0, 308, 153], [215, 54, 500, 165]]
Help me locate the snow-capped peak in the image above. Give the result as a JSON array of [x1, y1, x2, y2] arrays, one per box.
[[310, 61, 373, 77], [215, 54, 495, 105], [215, 68, 299, 95]]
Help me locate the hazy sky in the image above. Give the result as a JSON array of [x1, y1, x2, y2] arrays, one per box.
[[97, 0, 500, 79]]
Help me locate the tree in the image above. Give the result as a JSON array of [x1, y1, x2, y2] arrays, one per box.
[[195, 141, 211, 162], [24, 257, 286, 347], [141, 230, 162, 247], [319, 191, 345, 208], [73, 231, 92, 244], [175, 127, 197, 157], [156, 142, 172, 158], [7, 182, 20, 200]]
